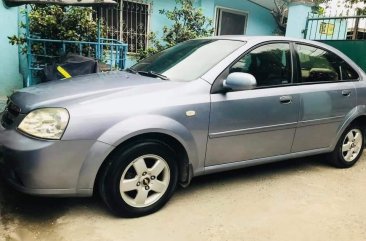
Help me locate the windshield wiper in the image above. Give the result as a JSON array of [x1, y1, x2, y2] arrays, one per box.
[[125, 68, 138, 74], [126, 68, 169, 80], [137, 71, 169, 80]]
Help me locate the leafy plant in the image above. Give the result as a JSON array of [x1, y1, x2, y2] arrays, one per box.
[[8, 5, 106, 58], [316, 0, 366, 13], [136, 0, 214, 60]]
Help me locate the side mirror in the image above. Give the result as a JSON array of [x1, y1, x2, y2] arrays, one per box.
[[223, 73, 257, 92]]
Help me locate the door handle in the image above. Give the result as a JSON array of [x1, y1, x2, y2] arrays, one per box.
[[342, 90, 352, 97], [279, 96, 292, 104]]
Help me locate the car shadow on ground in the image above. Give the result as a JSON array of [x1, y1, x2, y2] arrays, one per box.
[[180, 155, 330, 195], [0, 179, 109, 225], [0, 155, 330, 224]]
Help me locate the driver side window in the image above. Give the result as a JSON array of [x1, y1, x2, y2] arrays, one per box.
[[229, 43, 292, 87]]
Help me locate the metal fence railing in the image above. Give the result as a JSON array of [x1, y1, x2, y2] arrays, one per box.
[[304, 12, 366, 40], [26, 37, 128, 86], [24, 5, 129, 86]]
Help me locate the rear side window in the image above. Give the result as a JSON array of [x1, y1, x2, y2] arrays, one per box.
[[296, 44, 359, 83]]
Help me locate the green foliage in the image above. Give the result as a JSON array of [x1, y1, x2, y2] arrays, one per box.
[[312, 0, 366, 15], [346, 0, 366, 5], [311, 5, 325, 14], [136, 0, 214, 61], [8, 5, 105, 56], [318, 0, 366, 9], [27, 6, 98, 41], [311, 0, 331, 14]]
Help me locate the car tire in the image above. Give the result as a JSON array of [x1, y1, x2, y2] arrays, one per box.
[[328, 124, 364, 168], [99, 140, 179, 217]]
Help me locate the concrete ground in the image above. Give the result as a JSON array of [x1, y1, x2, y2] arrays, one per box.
[[1, 155, 366, 241]]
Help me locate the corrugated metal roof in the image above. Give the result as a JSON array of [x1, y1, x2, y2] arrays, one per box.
[[249, 0, 314, 10], [248, 0, 276, 10], [4, 0, 117, 7]]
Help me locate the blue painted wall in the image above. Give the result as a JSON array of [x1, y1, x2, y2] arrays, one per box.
[[125, 0, 178, 67], [0, 2, 22, 97], [203, 0, 277, 36], [286, 3, 312, 38]]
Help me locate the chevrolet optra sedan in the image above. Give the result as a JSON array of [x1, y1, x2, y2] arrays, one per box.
[[1, 36, 365, 217]]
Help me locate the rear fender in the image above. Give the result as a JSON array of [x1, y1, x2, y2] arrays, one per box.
[[331, 105, 366, 150]]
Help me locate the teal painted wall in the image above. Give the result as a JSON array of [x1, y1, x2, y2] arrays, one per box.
[[150, 0, 177, 37], [147, 0, 278, 37], [125, 0, 178, 67], [0, 2, 22, 97], [286, 3, 312, 38], [203, 0, 277, 36]]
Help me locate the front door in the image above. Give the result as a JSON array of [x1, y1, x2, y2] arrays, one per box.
[[206, 43, 300, 166]]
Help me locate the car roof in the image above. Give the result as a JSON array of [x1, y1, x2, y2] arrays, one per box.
[[203, 35, 326, 45], [199, 35, 366, 81]]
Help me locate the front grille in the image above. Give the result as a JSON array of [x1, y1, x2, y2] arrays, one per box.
[[1, 101, 21, 128]]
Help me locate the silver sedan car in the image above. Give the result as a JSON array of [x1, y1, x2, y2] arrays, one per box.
[[1, 36, 365, 217]]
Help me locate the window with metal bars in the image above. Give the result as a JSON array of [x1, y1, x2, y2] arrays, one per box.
[[95, 0, 150, 53]]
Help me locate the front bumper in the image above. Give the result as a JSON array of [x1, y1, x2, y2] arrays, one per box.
[[0, 124, 110, 197]]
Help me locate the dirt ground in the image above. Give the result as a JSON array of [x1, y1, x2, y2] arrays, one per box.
[[1, 155, 366, 241]]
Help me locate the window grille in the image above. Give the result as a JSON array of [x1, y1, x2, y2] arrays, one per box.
[[96, 0, 150, 53]]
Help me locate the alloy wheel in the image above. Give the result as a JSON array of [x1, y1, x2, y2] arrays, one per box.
[[119, 154, 171, 208], [342, 129, 363, 162]]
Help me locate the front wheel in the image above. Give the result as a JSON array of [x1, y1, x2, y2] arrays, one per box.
[[99, 141, 179, 217], [329, 125, 364, 168]]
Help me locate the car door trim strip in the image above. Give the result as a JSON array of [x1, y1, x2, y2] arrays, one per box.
[[298, 115, 344, 127], [209, 122, 298, 139]]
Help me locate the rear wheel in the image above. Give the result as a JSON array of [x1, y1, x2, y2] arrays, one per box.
[[329, 125, 364, 168], [99, 141, 178, 217]]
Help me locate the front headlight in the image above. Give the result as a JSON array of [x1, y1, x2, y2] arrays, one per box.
[[18, 108, 69, 140]]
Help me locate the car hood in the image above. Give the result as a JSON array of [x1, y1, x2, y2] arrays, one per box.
[[11, 71, 176, 113]]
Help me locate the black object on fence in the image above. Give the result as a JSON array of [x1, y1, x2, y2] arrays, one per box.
[[43, 54, 100, 82]]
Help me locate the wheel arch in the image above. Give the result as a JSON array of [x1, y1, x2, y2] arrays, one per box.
[[94, 132, 191, 192], [332, 105, 366, 150], [76, 115, 199, 193]]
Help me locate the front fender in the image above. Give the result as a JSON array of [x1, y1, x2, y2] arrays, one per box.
[[76, 115, 200, 191], [99, 115, 197, 151]]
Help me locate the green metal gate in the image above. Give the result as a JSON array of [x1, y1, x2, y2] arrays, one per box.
[[319, 40, 366, 72]]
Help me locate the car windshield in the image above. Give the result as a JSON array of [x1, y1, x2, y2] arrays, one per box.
[[131, 39, 246, 82]]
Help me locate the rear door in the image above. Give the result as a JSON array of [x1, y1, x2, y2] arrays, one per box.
[[291, 43, 359, 152]]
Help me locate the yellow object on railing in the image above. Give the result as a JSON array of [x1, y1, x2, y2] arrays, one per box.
[[57, 66, 72, 79]]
